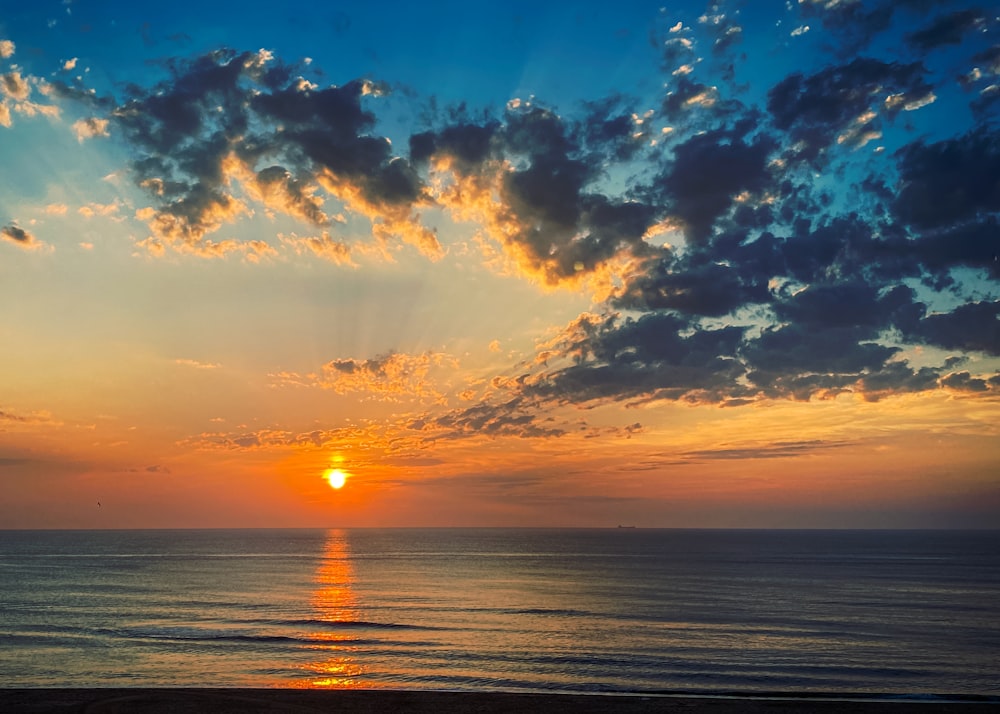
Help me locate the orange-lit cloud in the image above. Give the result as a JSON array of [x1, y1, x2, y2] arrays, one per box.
[[272, 351, 459, 404], [174, 358, 222, 370], [1, 224, 47, 251], [278, 232, 354, 266], [71, 117, 109, 141]]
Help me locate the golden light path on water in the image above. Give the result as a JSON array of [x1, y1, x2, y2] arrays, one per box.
[[285, 530, 373, 689]]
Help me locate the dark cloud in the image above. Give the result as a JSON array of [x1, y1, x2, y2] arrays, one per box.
[[796, 0, 951, 55], [893, 128, 1000, 231], [409, 121, 499, 171], [744, 324, 897, 388], [0, 457, 30, 466], [906, 9, 986, 51], [523, 312, 748, 406], [104, 49, 436, 255], [770, 281, 914, 333], [767, 58, 931, 162], [613, 254, 769, 316], [905, 301, 1000, 355], [575, 96, 648, 162], [412, 101, 660, 284], [910, 219, 1000, 283], [968, 44, 1000, 82], [889, 128, 1000, 284], [940, 370, 991, 392], [651, 122, 775, 241], [857, 362, 943, 401], [1, 224, 33, 243], [1, 224, 38, 248], [682, 439, 851, 461]]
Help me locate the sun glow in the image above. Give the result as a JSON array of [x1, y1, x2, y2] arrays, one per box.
[[324, 468, 348, 490]]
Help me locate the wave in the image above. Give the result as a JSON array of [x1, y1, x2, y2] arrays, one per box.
[[269, 617, 439, 631], [109, 618, 437, 646]]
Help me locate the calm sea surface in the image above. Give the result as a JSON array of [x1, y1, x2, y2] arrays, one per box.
[[1, 529, 998, 695]]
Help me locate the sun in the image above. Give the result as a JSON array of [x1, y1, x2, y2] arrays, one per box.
[[324, 468, 348, 490]]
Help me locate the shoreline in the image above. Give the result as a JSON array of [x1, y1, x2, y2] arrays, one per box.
[[2, 689, 998, 713]]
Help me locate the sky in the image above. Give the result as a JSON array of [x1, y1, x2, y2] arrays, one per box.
[[1, 0, 998, 529]]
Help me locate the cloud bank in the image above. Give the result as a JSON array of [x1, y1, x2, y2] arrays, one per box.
[[32, 0, 1000, 432]]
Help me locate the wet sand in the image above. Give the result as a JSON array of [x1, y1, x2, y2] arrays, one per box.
[[2, 690, 997, 714]]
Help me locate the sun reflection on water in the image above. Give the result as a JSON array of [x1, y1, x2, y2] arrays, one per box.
[[288, 529, 377, 689]]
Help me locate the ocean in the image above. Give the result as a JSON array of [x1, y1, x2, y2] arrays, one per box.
[[1, 528, 998, 695]]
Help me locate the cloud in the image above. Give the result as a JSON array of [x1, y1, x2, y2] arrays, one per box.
[[273, 351, 458, 403], [518, 311, 748, 407], [795, 0, 950, 55], [407, 398, 571, 440], [135, 187, 250, 249], [40, 16, 1000, 425], [405, 392, 643, 443], [964, 44, 1000, 87], [71, 116, 109, 141], [1, 224, 42, 250], [0, 407, 59, 426], [244, 164, 329, 226], [1, 71, 30, 101], [905, 301, 1000, 356], [698, 5, 743, 56], [174, 358, 222, 370], [680, 439, 852, 461], [100, 49, 437, 259], [649, 122, 775, 242], [0, 63, 60, 129], [181, 423, 380, 452], [613, 254, 768, 317], [278, 231, 354, 265], [767, 58, 932, 162], [78, 201, 121, 219], [0, 40, 14, 59], [893, 128, 1000, 232], [414, 102, 659, 292], [120, 464, 173, 475], [940, 370, 992, 393], [906, 9, 986, 51]]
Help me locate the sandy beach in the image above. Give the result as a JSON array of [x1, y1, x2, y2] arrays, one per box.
[[2, 690, 997, 714]]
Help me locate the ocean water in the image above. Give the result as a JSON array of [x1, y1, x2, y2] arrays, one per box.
[[1, 528, 998, 695]]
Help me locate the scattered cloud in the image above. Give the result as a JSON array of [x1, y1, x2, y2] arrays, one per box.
[[272, 351, 458, 403], [9, 1, 999, 445]]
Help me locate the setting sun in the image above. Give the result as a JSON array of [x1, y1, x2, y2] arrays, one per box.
[[324, 469, 348, 490]]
